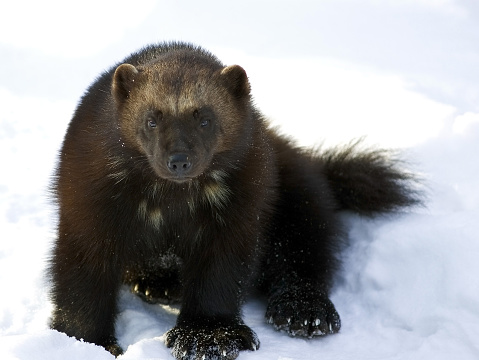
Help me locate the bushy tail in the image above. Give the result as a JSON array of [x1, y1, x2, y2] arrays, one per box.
[[319, 140, 422, 216]]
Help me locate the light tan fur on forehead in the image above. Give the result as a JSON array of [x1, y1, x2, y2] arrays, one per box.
[[136, 60, 221, 116]]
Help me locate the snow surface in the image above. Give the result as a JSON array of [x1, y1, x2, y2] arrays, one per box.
[[1, 1, 479, 359]]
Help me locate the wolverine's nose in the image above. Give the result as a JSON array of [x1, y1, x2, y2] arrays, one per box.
[[167, 153, 192, 175]]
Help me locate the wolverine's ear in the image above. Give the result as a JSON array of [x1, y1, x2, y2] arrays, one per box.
[[112, 63, 140, 104], [220, 65, 250, 98]]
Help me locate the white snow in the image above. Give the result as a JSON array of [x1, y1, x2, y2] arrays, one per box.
[[1, 1, 479, 359]]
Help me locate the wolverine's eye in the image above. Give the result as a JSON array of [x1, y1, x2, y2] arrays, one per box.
[[147, 119, 157, 128], [193, 109, 210, 128], [146, 111, 162, 129]]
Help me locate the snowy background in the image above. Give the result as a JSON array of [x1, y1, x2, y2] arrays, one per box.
[[1, 0, 479, 359]]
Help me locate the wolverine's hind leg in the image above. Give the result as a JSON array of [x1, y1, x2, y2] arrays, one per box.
[[123, 254, 183, 305], [262, 168, 342, 337]]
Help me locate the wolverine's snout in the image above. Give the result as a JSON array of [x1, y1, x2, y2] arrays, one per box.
[[167, 153, 192, 176]]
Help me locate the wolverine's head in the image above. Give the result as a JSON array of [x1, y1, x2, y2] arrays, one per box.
[[111, 50, 251, 183]]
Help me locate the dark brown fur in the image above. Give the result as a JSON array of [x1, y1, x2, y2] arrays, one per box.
[[49, 42, 420, 360]]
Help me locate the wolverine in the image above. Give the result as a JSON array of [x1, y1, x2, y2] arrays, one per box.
[[49, 42, 419, 359]]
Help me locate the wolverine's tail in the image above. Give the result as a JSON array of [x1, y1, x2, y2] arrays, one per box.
[[319, 140, 422, 216]]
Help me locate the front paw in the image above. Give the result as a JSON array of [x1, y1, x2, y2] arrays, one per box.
[[130, 279, 181, 305], [105, 342, 123, 357], [266, 285, 341, 337], [165, 320, 259, 360]]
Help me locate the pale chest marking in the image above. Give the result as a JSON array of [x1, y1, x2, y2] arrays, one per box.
[[202, 170, 232, 225], [138, 199, 163, 230]]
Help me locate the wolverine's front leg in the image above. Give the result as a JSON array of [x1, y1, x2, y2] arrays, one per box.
[[262, 176, 343, 339], [50, 231, 124, 356], [165, 235, 260, 360]]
